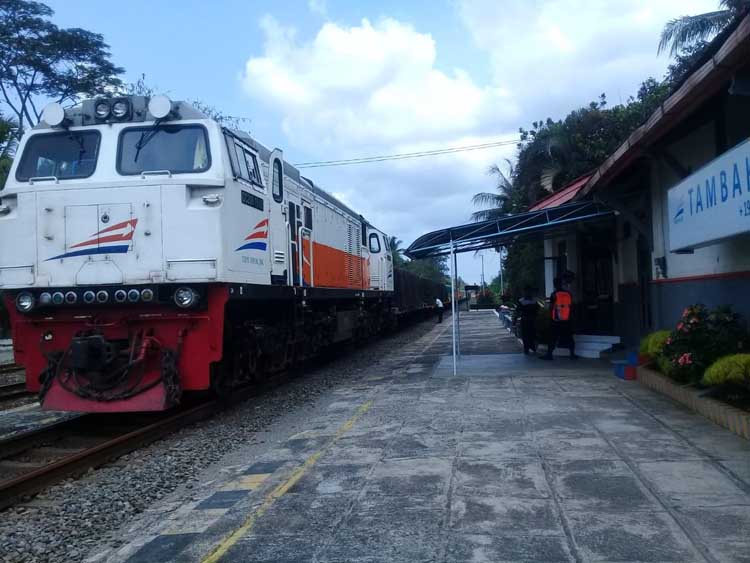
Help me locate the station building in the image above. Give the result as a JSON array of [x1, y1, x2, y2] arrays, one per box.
[[536, 14, 750, 346]]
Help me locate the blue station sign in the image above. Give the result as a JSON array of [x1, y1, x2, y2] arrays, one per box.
[[668, 137, 750, 251]]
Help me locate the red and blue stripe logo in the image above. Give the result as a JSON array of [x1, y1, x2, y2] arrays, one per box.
[[236, 219, 268, 251], [47, 219, 138, 260]]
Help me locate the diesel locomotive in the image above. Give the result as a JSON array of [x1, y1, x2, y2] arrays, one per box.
[[0, 95, 439, 412]]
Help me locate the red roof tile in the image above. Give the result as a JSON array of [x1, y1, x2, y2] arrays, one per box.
[[528, 174, 593, 211]]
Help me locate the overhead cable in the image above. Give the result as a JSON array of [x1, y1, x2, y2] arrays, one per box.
[[293, 139, 520, 168]]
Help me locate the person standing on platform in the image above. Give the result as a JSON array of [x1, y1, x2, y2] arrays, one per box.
[[435, 297, 444, 323], [540, 277, 578, 360], [516, 285, 539, 355]]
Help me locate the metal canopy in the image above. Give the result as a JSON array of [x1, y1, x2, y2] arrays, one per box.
[[405, 201, 613, 259]]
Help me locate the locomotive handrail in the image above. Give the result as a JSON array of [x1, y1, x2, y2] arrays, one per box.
[[298, 226, 314, 287], [28, 176, 59, 185], [140, 169, 172, 179], [285, 220, 293, 286]]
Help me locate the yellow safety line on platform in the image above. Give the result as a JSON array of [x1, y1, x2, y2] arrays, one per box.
[[200, 399, 374, 563]]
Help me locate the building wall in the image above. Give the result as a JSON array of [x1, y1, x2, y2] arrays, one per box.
[[649, 97, 750, 329], [651, 274, 750, 328]]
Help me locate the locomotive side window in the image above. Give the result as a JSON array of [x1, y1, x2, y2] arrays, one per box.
[[226, 138, 263, 188], [304, 206, 313, 229], [244, 152, 262, 185], [272, 159, 283, 203], [234, 143, 250, 179], [369, 233, 381, 253], [16, 131, 100, 181], [118, 125, 210, 175]]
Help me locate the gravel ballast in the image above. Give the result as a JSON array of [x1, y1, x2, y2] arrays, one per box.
[[0, 319, 437, 563]]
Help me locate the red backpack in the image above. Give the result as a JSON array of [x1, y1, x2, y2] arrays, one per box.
[[552, 291, 572, 321]]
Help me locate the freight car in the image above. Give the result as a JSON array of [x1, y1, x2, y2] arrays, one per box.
[[0, 96, 434, 413]]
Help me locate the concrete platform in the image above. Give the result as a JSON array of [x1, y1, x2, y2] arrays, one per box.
[[91, 311, 750, 563]]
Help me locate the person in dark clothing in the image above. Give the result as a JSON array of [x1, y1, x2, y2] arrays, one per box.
[[435, 297, 444, 323], [540, 277, 578, 360], [516, 285, 539, 354]]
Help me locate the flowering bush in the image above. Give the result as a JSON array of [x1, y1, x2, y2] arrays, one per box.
[[659, 305, 749, 384]]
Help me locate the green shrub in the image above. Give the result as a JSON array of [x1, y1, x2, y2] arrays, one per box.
[[640, 330, 670, 356], [639, 333, 651, 354], [702, 354, 750, 388]]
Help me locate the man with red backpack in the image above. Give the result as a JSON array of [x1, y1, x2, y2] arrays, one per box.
[[540, 277, 578, 360]]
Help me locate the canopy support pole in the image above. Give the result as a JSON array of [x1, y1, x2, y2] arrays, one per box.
[[450, 240, 457, 376], [454, 246, 461, 358]]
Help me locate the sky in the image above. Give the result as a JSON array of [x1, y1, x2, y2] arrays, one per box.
[[46, 0, 717, 284]]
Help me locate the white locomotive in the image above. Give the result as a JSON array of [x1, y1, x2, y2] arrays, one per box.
[[0, 96, 395, 412]]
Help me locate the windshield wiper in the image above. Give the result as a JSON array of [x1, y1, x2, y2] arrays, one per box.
[[133, 121, 163, 163]]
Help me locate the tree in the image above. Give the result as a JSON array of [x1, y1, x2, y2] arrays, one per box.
[[658, 0, 750, 56], [0, 113, 16, 188], [0, 0, 123, 139], [471, 159, 516, 221], [190, 99, 250, 130], [387, 236, 406, 267], [120, 74, 250, 130], [401, 256, 448, 284]]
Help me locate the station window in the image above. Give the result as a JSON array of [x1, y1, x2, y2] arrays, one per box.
[[369, 232, 381, 253], [272, 159, 283, 203]]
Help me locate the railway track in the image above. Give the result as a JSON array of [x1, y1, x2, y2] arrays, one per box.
[[0, 391, 256, 511], [0, 382, 31, 402], [0, 363, 22, 375]]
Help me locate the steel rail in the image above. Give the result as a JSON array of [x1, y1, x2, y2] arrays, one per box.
[[0, 396, 240, 511], [0, 382, 30, 401]]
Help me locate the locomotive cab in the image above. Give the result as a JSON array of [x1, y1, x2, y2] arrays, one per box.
[[0, 95, 397, 413], [0, 97, 230, 411]]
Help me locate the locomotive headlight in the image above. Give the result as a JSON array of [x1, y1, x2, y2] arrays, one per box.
[[15, 292, 34, 313], [41, 102, 65, 127], [96, 290, 109, 303], [140, 288, 154, 302], [114, 289, 127, 303], [173, 287, 197, 309], [64, 291, 77, 304], [148, 95, 172, 120], [111, 99, 130, 119], [83, 291, 96, 304], [127, 289, 140, 303], [52, 292, 65, 305], [94, 100, 111, 120], [39, 292, 52, 306]]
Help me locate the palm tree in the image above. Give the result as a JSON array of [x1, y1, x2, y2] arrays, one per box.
[[387, 236, 406, 267], [658, 0, 750, 56], [471, 159, 515, 222]]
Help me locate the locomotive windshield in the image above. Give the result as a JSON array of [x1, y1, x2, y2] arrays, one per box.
[[16, 131, 100, 181], [117, 124, 210, 175]]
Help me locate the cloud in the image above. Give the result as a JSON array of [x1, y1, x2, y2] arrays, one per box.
[[242, 16, 518, 150], [308, 0, 326, 16], [239, 2, 718, 282], [456, 0, 718, 118]]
